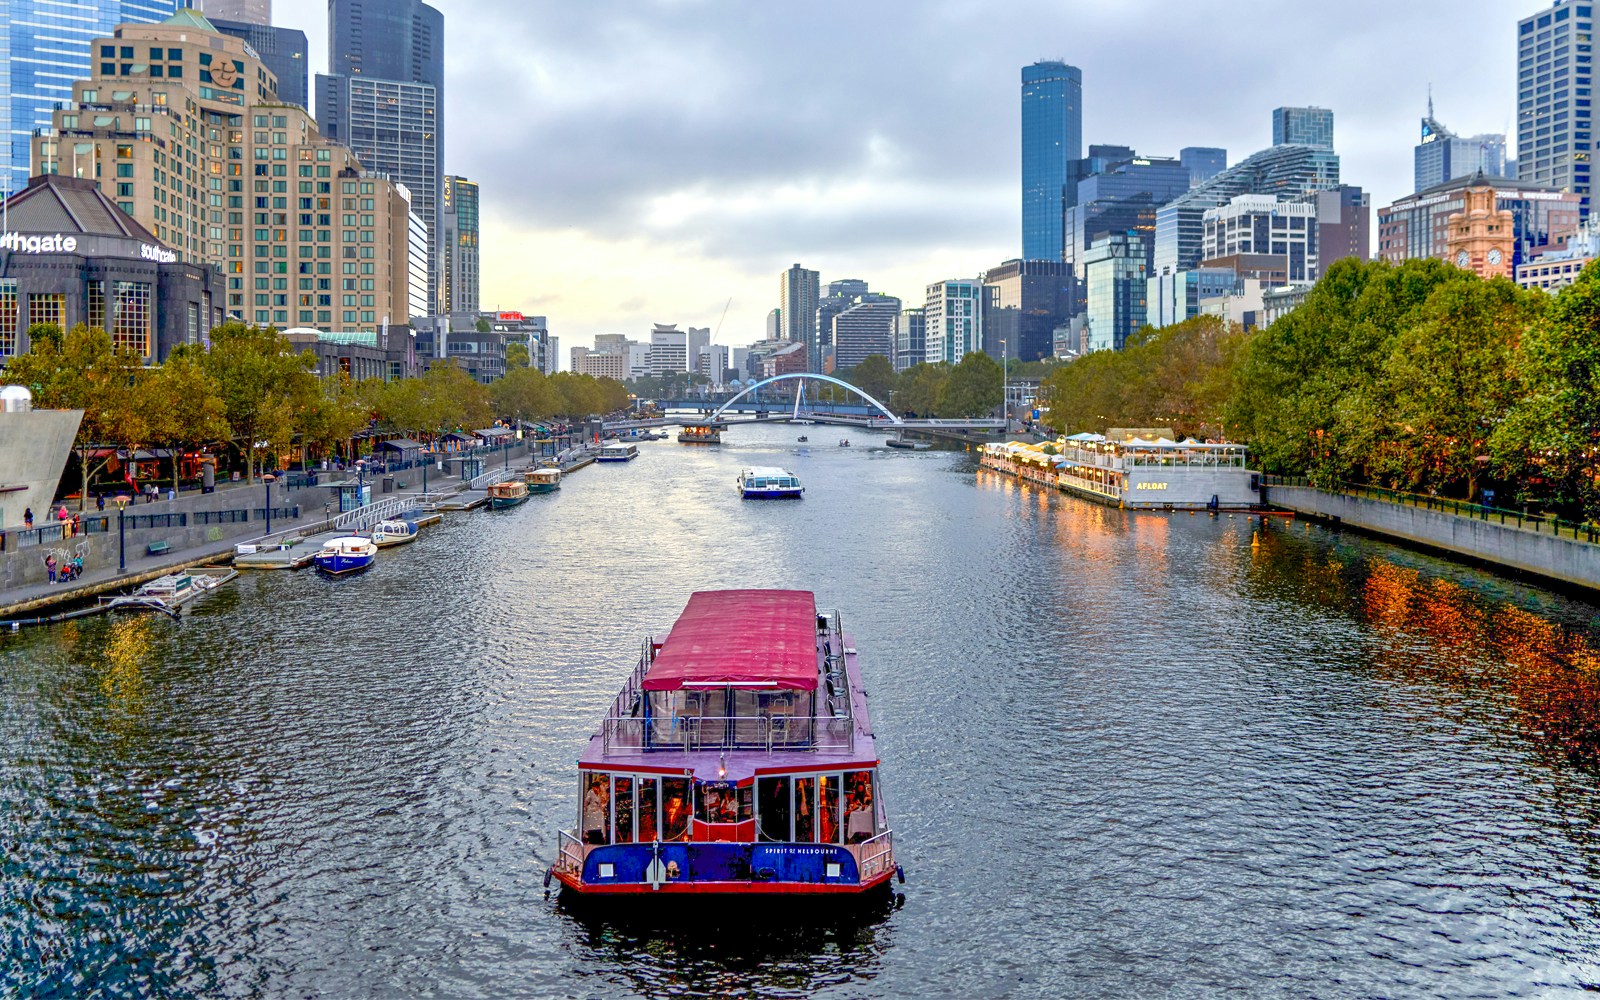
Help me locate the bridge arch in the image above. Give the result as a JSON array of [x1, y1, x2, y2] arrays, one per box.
[[707, 373, 902, 426]]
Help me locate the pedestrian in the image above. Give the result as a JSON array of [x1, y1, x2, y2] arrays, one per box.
[[57, 505, 68, 521], [96, 494, 105, 512], [70, 515, 79, 538], [23, 508, 32, 529], [167, 486, 176, 502], [44, 553, 56, 584]]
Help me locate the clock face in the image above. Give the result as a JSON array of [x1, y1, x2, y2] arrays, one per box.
[[1488, 248, 1504, 266], [1457, 250, 1471, 268]]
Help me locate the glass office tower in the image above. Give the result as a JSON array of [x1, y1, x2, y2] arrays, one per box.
[[2, 0, 180, 194], [1021, 60, 1082, 261], [1518, 1, 1596, 218]]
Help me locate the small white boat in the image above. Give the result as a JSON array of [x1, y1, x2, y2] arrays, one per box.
[[598, 442, 640, 462], [313, 535, 378, 577], [370, 519, 418, 547], [104, 567, 238, 613]]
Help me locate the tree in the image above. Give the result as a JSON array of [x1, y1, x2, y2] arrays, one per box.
[[938, 351, 1003, 418], [895, 363, 948, 418], [491, 365, 563, 423], [144, 351, 230, 489], [505, 341, 531, 369], [295, 373, 373, 466], [4, 324, 149, 509], [197, 322, 319, 483], [475, 317, 491, 334], [846, 355, 897, 406]]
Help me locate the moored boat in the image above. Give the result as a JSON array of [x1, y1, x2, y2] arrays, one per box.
[[598, 442, 640, 462], [737, 467, 804, 499], [885, 438, 930, 451], [487, 479, 531, 509], [369, 518, 418, 547], [547, 589, 901, 901], [312, 536, 377, 577], [104, 566, 238, 613], [524, 467, 562, 493]]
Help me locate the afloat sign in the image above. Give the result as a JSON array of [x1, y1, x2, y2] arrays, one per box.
[[0, 232, 78, 254], [1134, 483, 1170, 491]]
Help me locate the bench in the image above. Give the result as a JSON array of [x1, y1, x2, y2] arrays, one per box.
[[146, 540, 171, 556]]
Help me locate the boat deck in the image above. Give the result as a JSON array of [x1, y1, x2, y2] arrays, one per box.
[[234, 531, 345, 569]]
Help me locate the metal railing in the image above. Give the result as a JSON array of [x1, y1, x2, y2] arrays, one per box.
[[857, 830, 895, 882], [555, 830, 584, 879], [1264, 475, 1600, 544], [602, 715, 856, 755], [469, 466, 519, 491]]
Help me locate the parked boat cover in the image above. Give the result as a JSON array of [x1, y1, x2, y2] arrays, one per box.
[[641, 589, 819, 691]]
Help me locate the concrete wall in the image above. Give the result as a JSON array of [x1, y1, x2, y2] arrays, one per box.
[[1266, 484, 1600, 592], [0, 409, 84, 530]]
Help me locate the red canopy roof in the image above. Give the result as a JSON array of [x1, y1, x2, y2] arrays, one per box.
[[642, 590, 820, 692]]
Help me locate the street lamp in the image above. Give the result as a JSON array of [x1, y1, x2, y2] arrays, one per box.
[[114, 495, 129, 572], [263, 473, 275, 536], [1000, 338, 1008, 430]]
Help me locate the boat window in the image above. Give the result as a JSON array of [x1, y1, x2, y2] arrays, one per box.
[[661, 778, 690, 841], [582, 773, 610, 845], [638, 778, 658, 842], [818, 774, 842, 844], [758, 776, 790, 842], [695, 781, 743, 824], [845, 770, 875, 843], [793, 776, 815, 841], [614, 776, 634, 844]]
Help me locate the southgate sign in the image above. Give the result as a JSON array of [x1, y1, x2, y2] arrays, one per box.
[[0, 231, 177, 263]]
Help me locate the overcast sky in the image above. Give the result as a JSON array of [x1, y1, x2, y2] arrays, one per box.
[[270, 0, 1543, 358]]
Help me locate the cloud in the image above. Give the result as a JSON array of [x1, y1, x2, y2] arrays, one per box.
[[271, 0, 1539, 353]]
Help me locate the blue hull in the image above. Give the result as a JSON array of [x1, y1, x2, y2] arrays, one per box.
[[742, 489, 803, 499], [490, 494, 531, 509], [573, 842, 883, 892], [597, 455, 638, 463], [314, 553, 374, 576]]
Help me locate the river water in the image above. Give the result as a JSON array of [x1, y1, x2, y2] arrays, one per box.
[[5, 423, 1600, 998]]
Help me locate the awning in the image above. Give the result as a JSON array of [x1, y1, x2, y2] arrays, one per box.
[[376, 438, 424, 452], [475, 427, 514, 439], [642, 590, 819, 692]]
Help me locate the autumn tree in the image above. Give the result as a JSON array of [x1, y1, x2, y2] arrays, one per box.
[[196, 322, 319, 483]]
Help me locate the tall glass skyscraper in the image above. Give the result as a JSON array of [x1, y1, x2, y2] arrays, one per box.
[[317, 0, 445, 317], [1, 0, 182, 194], [1518, 1, 1595, 218], [1272, 107, 1335, 150], [1021, 60, 1082, 262]]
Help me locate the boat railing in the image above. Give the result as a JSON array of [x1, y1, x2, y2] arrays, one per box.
[[600, 714, 855, 755], [555, 829, 585, 878], [856, 830, 895, 882], [470, 466, 520, 491]]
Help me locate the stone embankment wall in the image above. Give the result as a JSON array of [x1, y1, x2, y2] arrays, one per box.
[[1264, 484, 1600, 592]]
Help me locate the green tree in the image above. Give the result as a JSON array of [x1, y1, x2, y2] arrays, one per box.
[[894, 363, 948, 418], [295, 372, 373, 467], [4, 323, 149, 508], [144, 350, 230, 489], [475, 317, 491, 334], [938, 351, 1003, 418], [846, 355, 897, 407], [505, 341, 531, 369], [197, 322, 319, 482]]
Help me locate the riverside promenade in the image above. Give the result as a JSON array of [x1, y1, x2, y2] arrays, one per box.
[[0, 441, 564, 621]]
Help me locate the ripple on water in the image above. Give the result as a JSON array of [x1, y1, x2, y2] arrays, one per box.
[[3, 428, 1600, 998]]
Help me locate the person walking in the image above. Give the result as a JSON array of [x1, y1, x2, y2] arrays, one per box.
[[96, 494, 105, 512], [44, 553, 56, 584], [23, 508, 32, 529]]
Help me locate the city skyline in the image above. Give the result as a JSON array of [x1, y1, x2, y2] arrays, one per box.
[[214, 1, 1557, 350]]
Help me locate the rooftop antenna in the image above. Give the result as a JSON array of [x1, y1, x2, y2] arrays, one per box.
[[1427, 83, 1434, 120]]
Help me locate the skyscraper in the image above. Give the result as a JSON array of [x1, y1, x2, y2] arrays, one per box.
[[1518, 1, 1595, 217], [210, 17, 308, 109], [318, 0, 445, 317], [779, 263, 819, 361], [1415, 101, 1507, 193], [1, 0, 182, 194], [1021, 60, 1083, 261], [1272, 107, 1335, 149], [439, 175, 480, 315], [200, 0, 268, 23], [924, 279, 982, 365], [1180, 147, 1228, 187]]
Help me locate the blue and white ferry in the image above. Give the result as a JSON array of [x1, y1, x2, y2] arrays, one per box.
[[548, 590, 901, 902], [737, 467, 804, 499], [598, 442, 640, 463]]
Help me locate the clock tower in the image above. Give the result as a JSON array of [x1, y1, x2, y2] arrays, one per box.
[[1444, 175, 1514, 279]]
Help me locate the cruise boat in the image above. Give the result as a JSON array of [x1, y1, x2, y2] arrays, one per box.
[[598, 442, 640, 463], [524, 467, 562, 493], [737, 467, 804, 499], [487, 479, 531, 509], [980, 431, 1262, 511], [548, 590, 902, 902], [312, 536, 377, 577], [369, 518, 418, 547], [678, 424, 722, 445]]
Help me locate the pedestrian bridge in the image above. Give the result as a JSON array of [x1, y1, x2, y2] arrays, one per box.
[[634, 373, 1005, 433]]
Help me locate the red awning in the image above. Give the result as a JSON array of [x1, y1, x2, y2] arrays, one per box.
[[641, 590, 819, 692]]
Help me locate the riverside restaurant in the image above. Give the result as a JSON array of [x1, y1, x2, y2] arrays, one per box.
[[980, 432, 1261, 511]]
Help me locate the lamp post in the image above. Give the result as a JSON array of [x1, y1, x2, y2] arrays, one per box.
[[263, 474, 275, 536], [115, 495, 129, 572], [1000, 338, 1008, 431], [422, 449, 428, 495]]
